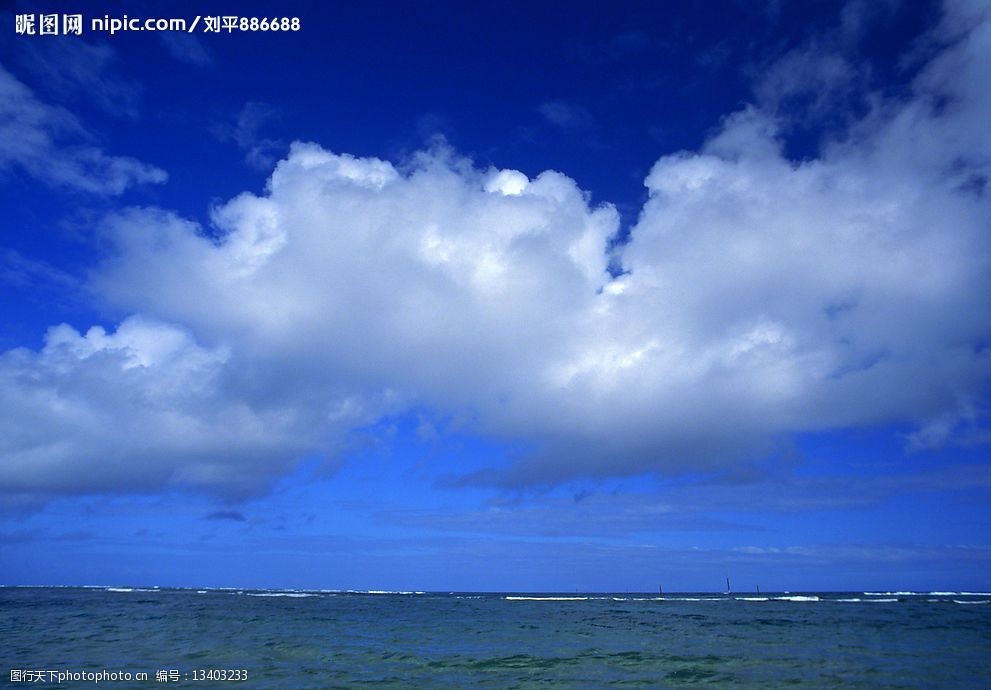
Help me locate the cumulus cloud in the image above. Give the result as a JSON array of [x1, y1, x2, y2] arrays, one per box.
[[1, 0, 989, 501], [91, 147, 618, 476], [0, 64, 166, 194], [0, 316, 334, 505]]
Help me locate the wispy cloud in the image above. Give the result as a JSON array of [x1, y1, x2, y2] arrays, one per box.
[[213, 101, 285, 170], [10, 39, 141, 118], [0, 64, 166, 194], [158, 32, 213, 67], [0, 249, 78, 291], [538, 100, 595, 131], [205, 510, 246, 522], [380, 462, 991, 539], [379, 498, 756, 538]]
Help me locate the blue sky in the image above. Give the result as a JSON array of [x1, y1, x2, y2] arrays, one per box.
[[1, 0, 990, 592]]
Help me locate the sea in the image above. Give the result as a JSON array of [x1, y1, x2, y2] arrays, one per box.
[[2, 587, 990, 688]]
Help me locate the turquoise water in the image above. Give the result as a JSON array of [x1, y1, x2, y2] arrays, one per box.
[[3, 587, 990, 688]]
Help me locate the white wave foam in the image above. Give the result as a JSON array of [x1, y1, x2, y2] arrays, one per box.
[[954, 599, 989, 605], [864, 591, 991, 597], [837, 597, 897, 603], [589, 596, 630, 601], [504, 596, 588, 601], [773, 596, 819, 602], [105, 587, 158, 593], [246, 592, 316, 598], [603, 596, 662, 600], [736, 597, 769, 601]]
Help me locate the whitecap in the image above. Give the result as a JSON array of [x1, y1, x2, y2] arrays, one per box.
[[773, 596, 820, 602], [105, 587, 158, 593], [837, 597, 897, 603], [504, 596, 588, 601]]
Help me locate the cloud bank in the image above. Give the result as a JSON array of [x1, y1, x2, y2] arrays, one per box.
[[1, 0, 989, 502], [0, 317, 322, 504]]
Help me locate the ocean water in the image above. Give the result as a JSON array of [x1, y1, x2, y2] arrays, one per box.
[[2, 587, 990, 688]]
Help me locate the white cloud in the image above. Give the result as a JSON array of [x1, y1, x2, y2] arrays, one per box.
[[0, 64, 166, 194], [0, 316, 345, 505], [1, 0, 989, 500], [93, 144, 617, 427]]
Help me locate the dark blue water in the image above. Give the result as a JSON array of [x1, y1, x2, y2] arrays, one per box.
[[2, 587, 990, 688]]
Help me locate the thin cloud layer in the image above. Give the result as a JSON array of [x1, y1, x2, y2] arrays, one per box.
[[1, 0, 989, 501]]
